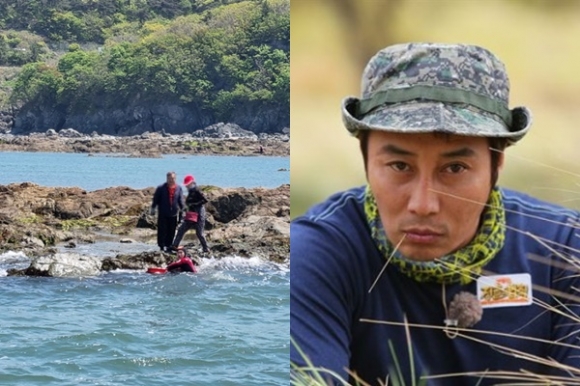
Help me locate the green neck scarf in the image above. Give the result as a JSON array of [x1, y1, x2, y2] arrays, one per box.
[[364, 186, 505, 285]]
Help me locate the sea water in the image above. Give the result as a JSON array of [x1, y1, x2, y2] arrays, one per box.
[[0, 152, 290, 385], [0, 152, 289, 190]]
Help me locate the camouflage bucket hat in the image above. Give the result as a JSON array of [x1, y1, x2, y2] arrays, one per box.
[[342, 43, 532, 143]]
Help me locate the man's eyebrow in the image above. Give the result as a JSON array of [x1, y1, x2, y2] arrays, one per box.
[[379, 144, 415, 156], [441, 147, 476, 158], [378, 144, 476, 158]]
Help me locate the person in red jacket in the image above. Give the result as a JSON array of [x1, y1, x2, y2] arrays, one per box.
[[166, 246, 197, 273]]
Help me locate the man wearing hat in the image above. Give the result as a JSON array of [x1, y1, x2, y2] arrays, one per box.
[[290, 43, 580, 385]]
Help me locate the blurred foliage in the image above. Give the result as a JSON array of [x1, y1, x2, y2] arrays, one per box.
[[3, 0, 289, 132], [298, 0, 580, 69], [0, 0, 226, 44], [318, 0, 403, 69], [291, 0, 580, 218], [0, 30, 49, 66]]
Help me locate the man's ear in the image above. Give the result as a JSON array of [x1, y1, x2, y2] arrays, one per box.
[[497, 150, 505, 171]]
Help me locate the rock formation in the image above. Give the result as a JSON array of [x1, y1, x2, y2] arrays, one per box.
[[0, 129, 289, 157], [1, 182, 289, 276]]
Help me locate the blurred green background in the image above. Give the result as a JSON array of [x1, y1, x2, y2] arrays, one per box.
[[291, 0, 580, 219]]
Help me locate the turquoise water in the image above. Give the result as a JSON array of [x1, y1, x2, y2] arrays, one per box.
[[0, 152, 289, 385], [0, 152, 289, 190]]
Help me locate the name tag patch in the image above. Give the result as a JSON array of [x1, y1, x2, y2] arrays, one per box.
[[477, 273, 532, 308]]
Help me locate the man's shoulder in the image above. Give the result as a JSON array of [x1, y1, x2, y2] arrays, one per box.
[[501, 187, 579, 240], [291, 186, 371, 269], [501, 187, 579, 218]]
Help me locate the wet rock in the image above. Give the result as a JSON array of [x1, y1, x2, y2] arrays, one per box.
[[101, 251, 169, 271], [25, 253, 101, 277], [0, 132, 289, 157]]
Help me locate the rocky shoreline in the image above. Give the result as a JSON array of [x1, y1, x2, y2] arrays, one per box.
[[1, 182, 289, 277], [0, 124, 289, 157]]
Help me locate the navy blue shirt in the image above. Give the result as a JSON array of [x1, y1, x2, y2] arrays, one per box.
[[290, 186, 580, 385]]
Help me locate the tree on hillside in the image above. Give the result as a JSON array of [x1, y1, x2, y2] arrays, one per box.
[[6, 0, 289, 134]]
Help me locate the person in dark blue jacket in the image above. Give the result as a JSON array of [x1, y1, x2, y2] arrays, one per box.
[[290, 43, 580, 385], [150, 171, 185, 252]]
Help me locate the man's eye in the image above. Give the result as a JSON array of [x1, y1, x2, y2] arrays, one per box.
[[444, 164, 467, 173], [388, 162, 409, 172]]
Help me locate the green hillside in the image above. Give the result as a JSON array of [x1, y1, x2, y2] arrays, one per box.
[[0, 0, 289, 135]]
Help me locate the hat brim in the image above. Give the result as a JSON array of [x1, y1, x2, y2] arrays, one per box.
[[342, 97, 531, 143]]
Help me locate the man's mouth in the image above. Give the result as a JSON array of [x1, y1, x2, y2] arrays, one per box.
[[402, 228, 443, 244]]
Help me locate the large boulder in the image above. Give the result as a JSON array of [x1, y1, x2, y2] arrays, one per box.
[[24, 253, 102, 277], [209, 191, 260, 223], [193, 122, 258, 139]]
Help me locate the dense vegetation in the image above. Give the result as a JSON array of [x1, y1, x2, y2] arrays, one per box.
[[0, 0, 289, 133]]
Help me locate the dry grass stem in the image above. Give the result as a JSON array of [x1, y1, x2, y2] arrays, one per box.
[[490, 147, 580, 180], [368, 234, 406, 294], [430, 189, 580, 231], [359, 318, 580, 381]]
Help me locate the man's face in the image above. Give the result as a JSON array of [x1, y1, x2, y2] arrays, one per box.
[[166, 173, 176, 186], [366, 131, 501, 261]]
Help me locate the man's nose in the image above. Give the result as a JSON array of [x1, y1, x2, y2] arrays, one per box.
[[407, 177, 439, 216]]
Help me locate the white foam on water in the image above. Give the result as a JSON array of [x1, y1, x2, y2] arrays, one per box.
[[0, 250, 28, 263], [0, 249, 289, 279], [0, 250, 30, 276], [199, 254, 285, 271]]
